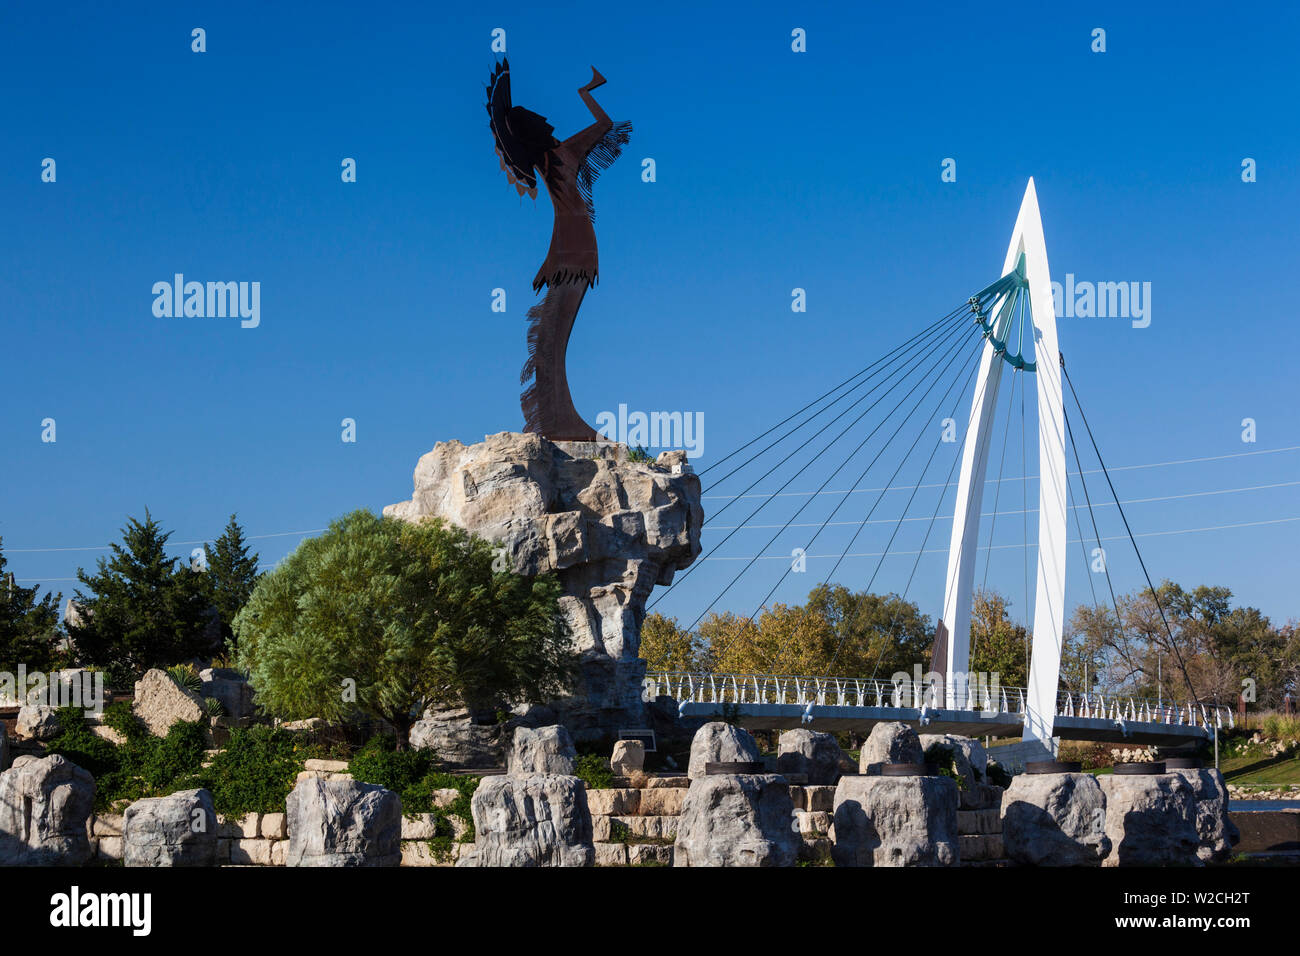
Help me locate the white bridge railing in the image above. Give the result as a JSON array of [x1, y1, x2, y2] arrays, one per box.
[[644, 671, 1234, 732]]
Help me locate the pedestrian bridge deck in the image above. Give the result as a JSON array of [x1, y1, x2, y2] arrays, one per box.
[[648, 672, 1231, 747]]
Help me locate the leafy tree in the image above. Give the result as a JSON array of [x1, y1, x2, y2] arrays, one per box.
[[204, 514, 260, 647], [968, 590, 1029, 688], [802, 585, 933, 679], [234, 510, 577, 749], [679, 584, 933, 679], [0, 537, 63, 672], [68, 511, 215, 679], [639, 612, 710, 671], [1069, 581, 1294, 707]]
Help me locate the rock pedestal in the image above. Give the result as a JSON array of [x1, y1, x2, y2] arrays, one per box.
[[123, 789, 218, 867], [859, 721, 923, 775], [1169, 767, 1240, 863], [1001, 772, 1110, 866], [687, 722, 761, 779], [611, 739, 645, 775], [459, 774, 594, 867], [386, 432, 702, 741], [777, 729, 847, 785], [508, 725, 577, 776], [1100, 773, 1202, 867], [831, 774, 959, 866], [674, 773, 799, 867], [0, 755, 95, 866], [286, 777, 402, 867]]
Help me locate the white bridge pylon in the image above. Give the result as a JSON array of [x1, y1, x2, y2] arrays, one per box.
[[939, 178, 1067, 747]]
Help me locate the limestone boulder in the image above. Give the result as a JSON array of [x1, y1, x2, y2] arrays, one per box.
[[408, 707, 506, 769], [674, 774, 799, 867], [286, 777, 402, 867], [777, 729, 846, 785], [1100, 773, 1202, 867], [687, 722, 761, 779], [123, 788, 218, 867], [0, 727, 7, 772], [860, 721, 923, 775], [1170, 767, 1240, 863], [508, 725, 576, 776], [458, 774, 594, 867], [133, 668, 206, 737], [200, 668, 256, 725], [0, 755, 95, 865], [15, 704, 62, 742], [611, 739, 645, 775], [831, 774, 959, 867], [385, 433, 703, 740], [921, 734, 988, 788], [1001, 772, 1111, 866]]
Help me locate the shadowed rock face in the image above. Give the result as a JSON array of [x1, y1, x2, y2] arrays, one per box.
[[0, 755, 95, 866], [831, 774, 960, 867], [123, 788, 217, 867], [1100, 773, 1202, 867], [458, 774, 594, 868], [286, 778, 401, 867], [1001, 772, 1111, 866], [386, 432, 702, 739], [674, 774, 799, 867], [1169, 767, 1240, 863], [777, 729, 847, 785]]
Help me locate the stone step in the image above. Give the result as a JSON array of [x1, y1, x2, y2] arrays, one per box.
[[957, 808, 1001, 835], [959, 833, 1004, 862]]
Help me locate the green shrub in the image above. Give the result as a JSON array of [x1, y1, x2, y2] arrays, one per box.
[[100, 700, 147, 741], [45, 706, 121, 782], [46, 708, 209, 811], [140, 721, 207, 789], [166, 663, 203, 694], [573, 753, 614, 790], [347, 736, 478, 857], [197, 725, 305, 818], [924, 742, 968, 791]]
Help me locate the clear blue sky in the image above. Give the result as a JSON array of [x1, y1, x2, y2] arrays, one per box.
[[3, 2, 1297, 634]]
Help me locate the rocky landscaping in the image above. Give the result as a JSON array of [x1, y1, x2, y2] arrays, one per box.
[[0, 668, 1253, 869]]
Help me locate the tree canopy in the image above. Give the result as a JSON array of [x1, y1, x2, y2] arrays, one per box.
[[234, 510, 577, 748], [0, 537, 63, 673], [69, 511, 216, 681]]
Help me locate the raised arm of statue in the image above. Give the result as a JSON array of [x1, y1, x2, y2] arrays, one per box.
[[563, 67, 613, 155]]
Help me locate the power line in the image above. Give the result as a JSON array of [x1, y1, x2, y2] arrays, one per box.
[[700, 443, 1300, 501], [677, 514, 1300, 562]]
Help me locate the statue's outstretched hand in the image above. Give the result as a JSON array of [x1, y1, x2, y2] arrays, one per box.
[[582, 67, 607, 92]]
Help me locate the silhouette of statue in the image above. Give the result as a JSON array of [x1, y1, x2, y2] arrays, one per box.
[[486, 59, 631, 441]]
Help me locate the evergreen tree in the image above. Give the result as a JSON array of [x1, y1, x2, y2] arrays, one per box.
[[204, 514, 260, 647], [69, 510, 214, 679], [0, 538, 63, 672], [235, 510, 577, 749]]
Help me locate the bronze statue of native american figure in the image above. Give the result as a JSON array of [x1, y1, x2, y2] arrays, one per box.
[[486, 59, 631, 441]]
